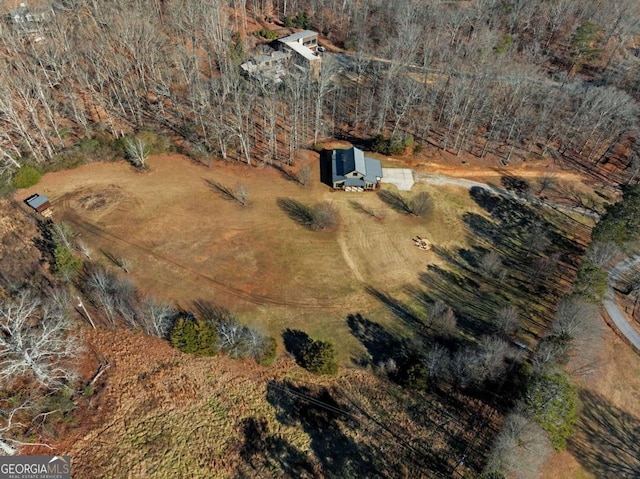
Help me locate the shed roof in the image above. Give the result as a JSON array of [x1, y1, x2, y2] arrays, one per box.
[[26, 194, 49, 209]]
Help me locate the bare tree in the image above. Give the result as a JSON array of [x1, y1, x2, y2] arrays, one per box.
[[86, 267, 118, 326], [0, 294, 80, 390], [428, 301, 457, 337], [585, 241, 621, 268], [550, 296, 599, 340], [311, 201, 340, 230], [496, 305, 522, 337], [480, 250, 505, 279], [423, 344, 450, 380], [0, 398, 56, 456], [297, 164, 313, 186], [76, 241, 92, 260], [409, 191, 434, 217], [140, 299, 175, 338], [124, 136, 150, 169], [235, 182, 248, 206], [479, 336, 513, 381], [531, 338, 569, 373], [537, 172, 558, 196], [485, 413, 552, 479]]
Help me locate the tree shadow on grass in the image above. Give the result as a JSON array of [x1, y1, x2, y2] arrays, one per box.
[[266, 380, 386, 478], [569, 390, 640, 478], [466, 186, 584, 268], [377, 190, 412, 215], [238, 416, 319, 478], [204, 178, 236, 202], [273, 163, 301, 184], [365, 286, 426, 332], [347, 313, 403, 366], [500, 174, 531, 196], [282, 328, 312, 365], [276, 198, 315, 228]]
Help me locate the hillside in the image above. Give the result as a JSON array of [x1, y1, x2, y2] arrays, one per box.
[[56, 327, 497, 479]]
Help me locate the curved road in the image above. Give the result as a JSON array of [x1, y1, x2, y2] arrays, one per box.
[[604, 255, 640, 352]]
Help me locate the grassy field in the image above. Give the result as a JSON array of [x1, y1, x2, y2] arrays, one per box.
[[19, 151, 613, 478], [22, 153, 485, 361]]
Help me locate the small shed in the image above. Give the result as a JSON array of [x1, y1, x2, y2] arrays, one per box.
[[25, 193, 51, 214]]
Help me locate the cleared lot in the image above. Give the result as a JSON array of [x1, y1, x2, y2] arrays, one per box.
[[21, 154, 475, 358]]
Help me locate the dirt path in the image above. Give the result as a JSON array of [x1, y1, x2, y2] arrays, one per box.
[[605, 255, 640, 352], [337, 232, 364, 282]]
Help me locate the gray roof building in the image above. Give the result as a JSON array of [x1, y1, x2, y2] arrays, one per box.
[[25, 193, 51, 213], [331, 147, 383, 190]]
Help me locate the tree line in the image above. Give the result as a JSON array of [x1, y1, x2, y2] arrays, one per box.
[[0, 0, 638, 185]]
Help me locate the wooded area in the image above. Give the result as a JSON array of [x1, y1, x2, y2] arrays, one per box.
[[0, 0, 639, 183]]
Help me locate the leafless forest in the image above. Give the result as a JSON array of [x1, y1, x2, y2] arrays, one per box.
[[0, 0, 639, 181]]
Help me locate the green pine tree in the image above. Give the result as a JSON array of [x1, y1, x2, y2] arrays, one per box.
[[300, 339, 338, 375]]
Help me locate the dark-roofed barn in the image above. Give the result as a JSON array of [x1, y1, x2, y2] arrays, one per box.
[[329, 147, 383, 190]]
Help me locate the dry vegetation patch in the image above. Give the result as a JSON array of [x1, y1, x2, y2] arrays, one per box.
[[61, 328, 497, 478]]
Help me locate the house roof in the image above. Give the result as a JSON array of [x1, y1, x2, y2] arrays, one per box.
[[331, 147, 383, 185], [278, 30, 317, 43], [363, 157, 383, 183], [25, 194, 49, 209], [281, 40, 320, 61]]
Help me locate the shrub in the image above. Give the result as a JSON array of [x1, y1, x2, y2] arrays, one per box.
[[300, 339, 338, 375], [256, 29, 278, 40], [394, 351, 428, 389], [591, 184, 640, 245], [256, 336, 278, 366], [170, 315, 218, 356], [294, 11, 310, 29], [372, 133, 415, 155], [12, 166, 42, 189]]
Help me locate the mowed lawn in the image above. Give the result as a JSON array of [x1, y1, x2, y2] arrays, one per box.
[[23, 154, 481, 360]]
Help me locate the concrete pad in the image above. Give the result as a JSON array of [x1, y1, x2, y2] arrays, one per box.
[[381, 168, 414, 191]]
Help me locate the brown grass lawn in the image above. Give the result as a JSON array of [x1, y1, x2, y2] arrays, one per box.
[[21, 153, 482, 361]]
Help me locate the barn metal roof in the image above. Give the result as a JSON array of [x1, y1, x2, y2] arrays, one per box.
[[26, 194, 49, 209]]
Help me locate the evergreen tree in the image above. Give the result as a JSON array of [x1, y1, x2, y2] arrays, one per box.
[[300, 339, 338, 375]]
